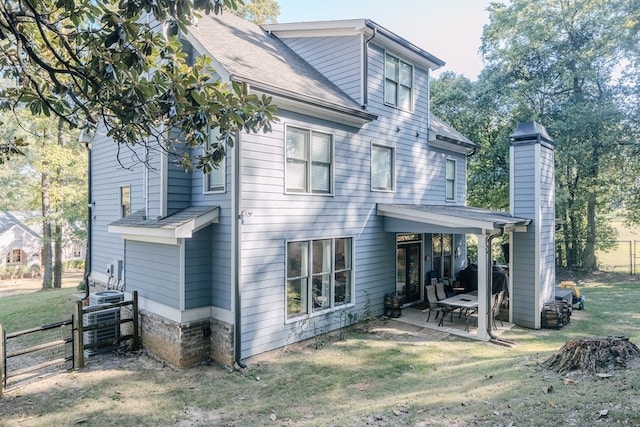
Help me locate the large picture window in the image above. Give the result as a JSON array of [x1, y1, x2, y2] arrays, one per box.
[[286, 237, 353, 320], [384, 53, 413, 111], [204, 128, 226, 193], [446, 159, 456, 201], [286, 126, 333, 194], [371, 144, 394, 191]]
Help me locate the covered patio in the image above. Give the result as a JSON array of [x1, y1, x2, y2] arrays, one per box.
[[395, 305, 515, 341], [377, 203, 531, 342]]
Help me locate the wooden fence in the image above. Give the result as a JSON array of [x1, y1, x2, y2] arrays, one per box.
[[1, 291, 139, 393]]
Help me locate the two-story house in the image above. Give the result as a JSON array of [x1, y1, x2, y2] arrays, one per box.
[[88, 12, 556, 368]]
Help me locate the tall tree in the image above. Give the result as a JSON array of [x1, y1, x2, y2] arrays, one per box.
[[0, 0, 276, 172], [480, 0, 640, 269], [233, 0, 279, 24], [1, 110, 87, 287], [430, 71, 515, 211]]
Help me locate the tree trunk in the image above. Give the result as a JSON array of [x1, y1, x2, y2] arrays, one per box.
[[41, 170, 52, 289], [583, 194, 598, 270], [53, 118, 64, 289], [54, 221, 63, 288]]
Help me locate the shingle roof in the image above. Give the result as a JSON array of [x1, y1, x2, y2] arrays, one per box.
[[430, 114, 475, 147], [108, 206, 219, 239], [187, 12, 368, 115], [0, 211, 41, 238]]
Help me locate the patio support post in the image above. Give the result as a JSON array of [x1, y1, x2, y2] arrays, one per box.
[[476, 233, 489, 341]]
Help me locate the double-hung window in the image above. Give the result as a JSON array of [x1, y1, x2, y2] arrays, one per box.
[[371, 144, 394, 191], [286, 126, 333, 194], [446, 159, 456, 201], [204, 127, 226, 193], [286, 237, 353, 320], [384, 53, 413, 111]]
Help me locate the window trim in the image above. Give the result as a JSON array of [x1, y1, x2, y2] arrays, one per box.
[[445, 158, 457, 202], [384, 51, 414, 112], [285, 236, 355, 323], [371, 143, 396, 192], [203, 127, 227, 194], [119, 185, 131, 218], [285, 124, 334, 196]]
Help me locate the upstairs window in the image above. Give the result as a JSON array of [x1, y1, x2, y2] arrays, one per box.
[[119, 185, 131, 218], [446, 159, 456, 201], [384, 53, 413, 111], [204, 128, 226, 193], [286, 126, 333, 194], [371, 144, 395, 191]]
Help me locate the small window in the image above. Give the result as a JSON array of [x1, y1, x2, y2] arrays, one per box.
[[371, 144, 394, 191], [6, 249, 24, 265], [204, 128, 226, 193], [72, 246, 82, 259], [446, 159, 456, 201], [384, 53, 413, 111], [286, 237, 353, 320], [286, 126, 333, 194], [120, 185, 131, 218]]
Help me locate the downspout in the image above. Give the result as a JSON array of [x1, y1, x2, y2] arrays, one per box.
[[82, 132, 94, 302], [232, 129, 246, 368], [143, 144, 149, 219], [486, 228, 515, 346], [362, 24, 376, 108]]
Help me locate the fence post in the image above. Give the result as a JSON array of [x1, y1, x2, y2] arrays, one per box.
[[1, 324, 5, 395], [132, 291, 139, 350], [75, 300, 84, 368]]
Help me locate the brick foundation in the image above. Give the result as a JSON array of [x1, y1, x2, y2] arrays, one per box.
[[88, 279, 235, 368], [209, 317, 234, 366], [138, 309, 234, 368]]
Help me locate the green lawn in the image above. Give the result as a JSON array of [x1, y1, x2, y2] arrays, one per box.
[[0, 288, 78, 332], [1, 276, 640, 426]]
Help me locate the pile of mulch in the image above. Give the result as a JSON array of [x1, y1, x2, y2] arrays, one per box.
[[545, 336, 640, 373]]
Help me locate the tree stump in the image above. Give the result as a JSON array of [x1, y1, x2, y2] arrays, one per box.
[[545, 336, 640, 373]]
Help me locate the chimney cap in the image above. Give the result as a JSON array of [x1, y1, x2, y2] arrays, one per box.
[[509, 121, 553, 146]]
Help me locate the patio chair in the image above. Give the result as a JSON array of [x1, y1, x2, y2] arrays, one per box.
[[424, 285, 444, 323], [464, 307, 478, 332], [435, 282, 448, 301], [492, 290, 506, 330]]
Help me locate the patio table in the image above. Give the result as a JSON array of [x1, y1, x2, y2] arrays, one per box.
[[437, 293, 478, 326]]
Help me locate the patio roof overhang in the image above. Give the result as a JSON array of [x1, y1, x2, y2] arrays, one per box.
[[377, 204, 531, 235]]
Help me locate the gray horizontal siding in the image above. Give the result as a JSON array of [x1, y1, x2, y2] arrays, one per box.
[[237, 99, 467, 359], [125, 240, 180, 309], [282, 36, 362, 103], [191, 144, 233, 310], [511, 231, 537, 328], [185, 226, 212, 309], [167, 160, 192, 215], [90, 128, 159, 278]]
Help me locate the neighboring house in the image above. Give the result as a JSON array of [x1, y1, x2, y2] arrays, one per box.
[[0, 211, 42, 273], [88, 13, 556, 368], [0, 211, 86, 275]]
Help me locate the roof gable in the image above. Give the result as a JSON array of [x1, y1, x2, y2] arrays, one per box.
[[185, 13, 376, 125]]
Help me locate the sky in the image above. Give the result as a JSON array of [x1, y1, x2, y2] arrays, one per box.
[[276, 0, 495, 80]]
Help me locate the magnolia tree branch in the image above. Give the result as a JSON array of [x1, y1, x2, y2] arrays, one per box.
[[0, 0, 277, 169]]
